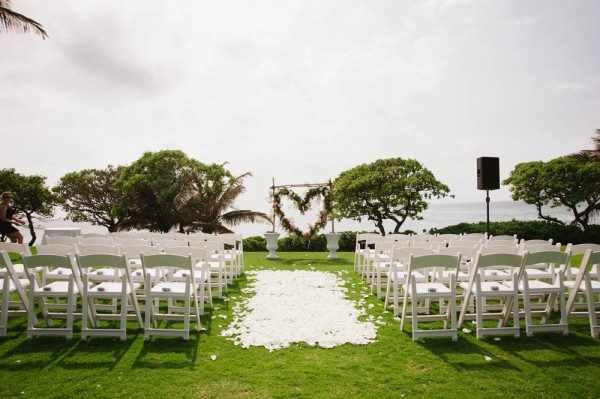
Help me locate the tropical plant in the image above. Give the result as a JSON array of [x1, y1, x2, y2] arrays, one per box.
[[183, 171, 271, 234], [504, 131, 600, 230], [333, 158, 452, 235], [0, 168, 55, 245], [0, 0, 48, 39], [53, 166, 130, 232]]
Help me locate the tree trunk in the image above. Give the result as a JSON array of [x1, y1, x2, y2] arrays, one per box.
[[24, 212, 36, 246]]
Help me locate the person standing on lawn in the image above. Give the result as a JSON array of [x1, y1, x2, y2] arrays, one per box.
[[0, 191, 25, 243]]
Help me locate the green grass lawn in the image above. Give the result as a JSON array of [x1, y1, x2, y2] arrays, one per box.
[[1, 252, 599, 398]]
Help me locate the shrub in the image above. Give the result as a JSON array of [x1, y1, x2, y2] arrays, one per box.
[[434, 220, 600, 245]]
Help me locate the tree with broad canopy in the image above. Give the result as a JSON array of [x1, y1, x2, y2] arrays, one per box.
[[333, 158, 452, 235]]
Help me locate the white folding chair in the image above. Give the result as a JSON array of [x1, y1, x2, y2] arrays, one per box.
[[458, 252, 526, 339], [35, 244, 78, 283], [200, 240, 227, 297], [163, 245, 212, 310], [21, 254, 80, 340], [384, 247, 434, 316], [140, 253, 203, 340], [45, 236, 79, 246], [0, 242, 33, 278], [515, 250, 571, 336], [400, 253, 462, 341], [565, 249, 600, 337], [0, 251, 31, 336], [76, 254, 142, 341]]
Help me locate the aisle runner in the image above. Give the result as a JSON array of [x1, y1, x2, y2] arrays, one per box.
[[221, 270, 377, 351]]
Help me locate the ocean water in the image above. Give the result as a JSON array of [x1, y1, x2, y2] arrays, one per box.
[[20, 201, 580, 243]]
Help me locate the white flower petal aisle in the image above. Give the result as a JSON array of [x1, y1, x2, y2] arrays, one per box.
[[222, 270, 378, 351]]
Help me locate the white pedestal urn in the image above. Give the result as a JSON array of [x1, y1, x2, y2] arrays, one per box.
[[325, 232, 341, 260], [264, 232, 281, 259]]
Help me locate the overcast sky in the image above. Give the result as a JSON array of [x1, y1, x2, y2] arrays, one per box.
[[2, 1, 599, 234]]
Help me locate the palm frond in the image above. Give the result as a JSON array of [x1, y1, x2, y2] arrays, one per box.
[[220, 210, 271, 227], [0, 5, 48, 39]]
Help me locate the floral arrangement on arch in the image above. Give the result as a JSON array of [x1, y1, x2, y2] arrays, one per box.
[[272, 186, 332, 237]]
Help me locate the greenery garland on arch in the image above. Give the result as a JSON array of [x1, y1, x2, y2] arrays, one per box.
[[272, 186, 332, 237]]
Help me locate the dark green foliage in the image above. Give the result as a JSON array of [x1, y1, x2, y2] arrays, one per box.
[[242, 235, 267, 251], [243, 231, 359, 252], [434, 220, 600, 244]]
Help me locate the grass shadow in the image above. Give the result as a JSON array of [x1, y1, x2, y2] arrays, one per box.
[[0, 335, 78, 370], [421, 334, 522, 371], [133, 332, 200, 370], [57, 334, 136, 370]]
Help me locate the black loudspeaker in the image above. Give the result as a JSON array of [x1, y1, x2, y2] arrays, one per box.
[[477, 157, 500, 190]]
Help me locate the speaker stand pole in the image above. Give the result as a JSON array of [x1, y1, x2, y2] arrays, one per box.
[[486, 189, 490, 239]]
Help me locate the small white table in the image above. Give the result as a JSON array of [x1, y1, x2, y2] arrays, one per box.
[[42, 227, 82, 244]]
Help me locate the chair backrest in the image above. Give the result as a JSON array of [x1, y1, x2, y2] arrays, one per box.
[[22, 254, 79, 286], [152, 239, 185, 249], [391, 247, 434, 263], [45, 236, 80, 246], [163, 245, 209, 261], [140, 253, 195, 271], [0, 242, 32, 257], [188, 234, 208, 243], [520, 243, 561, 254], [118, 244, 161, 260], [411, 241, 434, 249], [406, 253, 462, 276], [77, 244, 120, 255], [437, 245, 478, 260], [520, 238, 553, 246], [472, 252, 525, 273], [486, 239, 519, 247], [520, 250, 571, 280], [110, 231, 141, 239], [35, 244, 77, 256], [82, 233, 109, 238], [78, 237, 115, 246], [115, 238, 150, 247], [76, 253, 128, 269], [462, 233, 487, 240], [449, 239, 481, 248], [490, 234, 517, 241], [436, 234, 461, 241], [566, 243, 600, 256], [480, 245, 519, 255]]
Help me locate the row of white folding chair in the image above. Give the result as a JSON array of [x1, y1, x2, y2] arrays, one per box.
[[1, 249, 208, 341], [387, 244, 577, 339], [37, 243, 223, 301]]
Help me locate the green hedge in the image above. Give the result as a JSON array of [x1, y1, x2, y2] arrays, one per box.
[[243, 221, 599, 251], [433, 220, 600, 245]]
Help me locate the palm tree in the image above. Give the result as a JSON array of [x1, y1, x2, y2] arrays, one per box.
[[571, 129, 600, 162], [181, 172, 271, 234], [0, 0, 48, 39]]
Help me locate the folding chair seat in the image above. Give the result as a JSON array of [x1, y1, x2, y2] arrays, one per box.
[[140, 253, 203, 340], [513, 250, 571, 336], [400, 254, 462, 341], [76, 254, 142, 341], [565, 249, 600, 337], [0, 251, 31, 336], [163, 246, 212, 310], [21, 254, 81, 340], [384, 247, 434, 316], [458, 252, 526, 339]]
